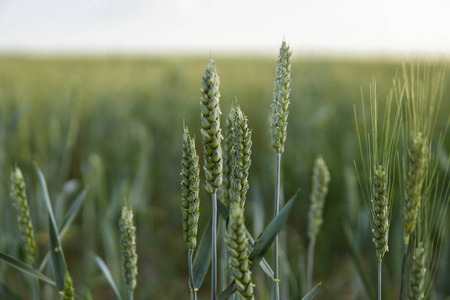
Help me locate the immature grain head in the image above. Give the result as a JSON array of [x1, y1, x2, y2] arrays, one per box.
[[181, 126, 200, 250], [10, 167, 36, 264], [402, 133, 427, 244], [409, 243, 426, 300], [200, 60, 223, 194], [119, 206, 138, 291], [222, 104, 236, 206], [307, 156, 330, 242], [228, 101, 252, 210], [60, 272, 75, 300], [271, 40, 292, 154], [225, 204, 254, 299], [371, 165, 389, 260]]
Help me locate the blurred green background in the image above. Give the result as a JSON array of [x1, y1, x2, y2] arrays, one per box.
[[0, 56, 449, 299]]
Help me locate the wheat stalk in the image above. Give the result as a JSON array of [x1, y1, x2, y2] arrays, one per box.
[[225, 204, 255, 300], [10, 167, 36, 265], [200, 59, 223, 299], [306, 156, 330, 290], [228, 100, 252, 210], [181, 125, 200, 300], [271, 40, 292, 300], [119, 206, 138, 300]]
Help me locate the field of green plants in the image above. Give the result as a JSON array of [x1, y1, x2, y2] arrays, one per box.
[[0, 53, 449, 299]]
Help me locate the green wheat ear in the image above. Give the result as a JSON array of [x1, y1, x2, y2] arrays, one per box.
[[228, 100, 252, 210], [402, 132, 427, 245], [181, 126, 200, 250], [371, 165, 389, 260], [409, 243, 426, 300], [10, 167, 36, 264], [225, 205, 254, 300], [271, 40, 292, 154], [60, 272, 75, 300], [307, 156, 330, 242], [222, 103, 236, 207], [200, 59, 223, 195], [119, 206, 138, 292]]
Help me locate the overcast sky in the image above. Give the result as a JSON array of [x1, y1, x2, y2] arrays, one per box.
[[1, 0, 450, 56]]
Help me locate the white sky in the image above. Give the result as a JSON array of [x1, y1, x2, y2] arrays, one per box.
[[1, 0, 450, 56]]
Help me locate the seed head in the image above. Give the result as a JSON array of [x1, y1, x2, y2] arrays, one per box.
[[403, 133, 427, 244], [307, 156, 330, 242], [271, 40, 292, 154], [371, 165, 389, 260], [10, 167, 36, 264], [200, 60, 223, 194], [60, 272, 75, 300], [225, 205, 254, 299], [119, 206, 138, 291], [409, 243, 426, 300], [181, 126, 200, 250], [228, 101, 252, 210]]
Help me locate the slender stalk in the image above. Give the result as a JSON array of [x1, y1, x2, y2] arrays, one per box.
[[306, 239, 315, 291], [128, 289, 133, 300], [212, 190, 218, 300], [378, 259, 382, 300], [188, 249, 197, 300], [32, 277, 39, 300], [399, 243, 408, 300], [273, 151, 281, 300]]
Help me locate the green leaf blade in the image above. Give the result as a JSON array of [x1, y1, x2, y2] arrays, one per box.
[[93, 255, 122, 300], [193, 218, 212, 289]]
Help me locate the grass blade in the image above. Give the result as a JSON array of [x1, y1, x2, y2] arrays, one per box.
[[217, 280, 236, 300], [249, 189, 299, 270], [93, 255, 122, 300], [343, 221, 375, 300], [39, 190, 87, 272], [301, 282, 321, 300], [193, 218, 212, 289], [0, 252, 56, 286], [34, 163, 67, 291]]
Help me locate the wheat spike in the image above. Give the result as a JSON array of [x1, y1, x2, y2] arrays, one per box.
[[10, 167, 36, 264], [181, 126, 200, 250], [119, 206, 138, 292]]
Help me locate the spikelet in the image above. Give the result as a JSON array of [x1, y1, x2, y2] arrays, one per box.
[[181, 126, 200, 250], [409, 243, 426, 300], [200, 60, 223, 194], [271, 40, 292, 154], [60, 272, 75, 300], [119, 206, 138, 291], [228, 101, 252, 210], [371, 165, 389, 260], [225, 205, 254, 299], [402, 133, 427, 244], [222, 104, 236, 207], [10, 167, 36, 264], [307, 156, 330, 242]]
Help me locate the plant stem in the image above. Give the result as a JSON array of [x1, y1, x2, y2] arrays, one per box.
[[273, 151, 281, 300], [128, 289, 133, 300], [306, 239, 316, 291], [189, 249, 197, 300], [399, 243, 408, 300], [378, 259, 382, 300], [212, 190, 218, 300]]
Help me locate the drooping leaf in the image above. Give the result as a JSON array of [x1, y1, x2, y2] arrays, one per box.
[[343, 221, 375, 300], [249, 190, 299, 270], [301, 282, 321, 300], [217, 280, 236, 300], [0, 252, 55, 286], [193, 218, 212, 289], [93, 255, 122, 300], [39, 190, 86, 272], [34, 163, 67, 292]]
